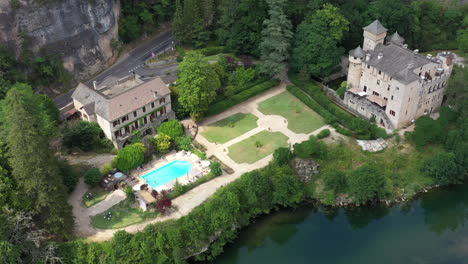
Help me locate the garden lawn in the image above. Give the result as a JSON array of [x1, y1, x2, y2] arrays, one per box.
[[258, 91, 325, 134], [228, 131, 289, 164], [201, 113, 258, 143], [82, 187, 108, 208], [91, 199, 158, 229]]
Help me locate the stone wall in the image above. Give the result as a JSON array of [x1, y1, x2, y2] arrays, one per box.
[[0, 0, 121, 80]]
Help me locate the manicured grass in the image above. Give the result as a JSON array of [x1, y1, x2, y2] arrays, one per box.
[[82, 187, 109, 208], [258, 91, 325, 134], [228, 131, 289, 164], [201, 113, 259, 143], [91, 199, 158, 229]]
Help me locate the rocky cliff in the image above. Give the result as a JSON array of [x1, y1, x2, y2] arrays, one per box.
[[0, 0, 120, 81]]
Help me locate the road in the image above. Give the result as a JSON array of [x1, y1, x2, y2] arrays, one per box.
[[54, 31, 176, 110]]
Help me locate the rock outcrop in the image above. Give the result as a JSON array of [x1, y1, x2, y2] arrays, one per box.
[[294, 159, 320, 183], [0, 0, 120, 80]]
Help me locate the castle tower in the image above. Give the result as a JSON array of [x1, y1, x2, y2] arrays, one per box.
[[362, 20, 387, 51], [347, 45, 365, 89]]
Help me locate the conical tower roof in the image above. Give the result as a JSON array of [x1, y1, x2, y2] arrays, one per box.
[[349, 45, 365, 58], [389, 31, 405, 45], [363, 20, 388, 35]]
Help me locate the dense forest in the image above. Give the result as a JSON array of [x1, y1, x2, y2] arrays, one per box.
[[0, 0, 466, 263]]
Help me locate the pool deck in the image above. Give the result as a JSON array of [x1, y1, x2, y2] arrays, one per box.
[[131, 151, 210, 192]]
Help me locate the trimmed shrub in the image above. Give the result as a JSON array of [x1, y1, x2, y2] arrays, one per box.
[[207, 79, 280, 116], [84, 168, 103, 187], [154, 133, 172, 154], [210, 162, 223, 176], [114, 143, 146, 172], [157, 120, 184, 139], [273, 147, 293, 165], [101, 163, 114, 175], [317, 129, 331, 139]]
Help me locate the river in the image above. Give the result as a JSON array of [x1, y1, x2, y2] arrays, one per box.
[[213, 183, 468, 264]]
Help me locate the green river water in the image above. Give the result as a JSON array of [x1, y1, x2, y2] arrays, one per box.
[[213, 183, 468, 264]]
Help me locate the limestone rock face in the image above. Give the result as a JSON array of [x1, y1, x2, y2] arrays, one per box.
[[294, 159, 319, 183], [0, 0, 120, 80]]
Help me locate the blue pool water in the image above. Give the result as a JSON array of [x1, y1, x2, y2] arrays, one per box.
[[141, 160, 193, 189]]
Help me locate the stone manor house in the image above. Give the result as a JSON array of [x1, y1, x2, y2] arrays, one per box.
[[344, 20, 454, 130], [72, 75, 175, 149]]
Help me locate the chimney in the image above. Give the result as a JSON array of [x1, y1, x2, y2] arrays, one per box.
[[93, 80, 97, 90], [365, 53, 371, 61], [414, 49, 419, 54], [377, 52, 383, 60]]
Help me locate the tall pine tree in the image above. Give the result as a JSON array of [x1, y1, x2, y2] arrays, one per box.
[[258, 0, 293, 77], [3, 83, 73, 239]]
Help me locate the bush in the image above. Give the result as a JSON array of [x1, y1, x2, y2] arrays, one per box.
[[101, 163, 114, 175], [62, 121, 105, 152], [114, 143, 146, 172], [412, 116, 444, 148], [323, 169, 347, 194], [175, 136, 192, 151], [157, 120, 184, 139], [317, 129, 331, 139], [125, 186, 134, 199], [210, 162, 223, 176], [207, 79, 280, 116], [336, 86, 346, 99], [84, 168, 103, 187], [293, 136, 327, 159], [348, 164, 387, 204], [154, 133, 172, 154], [423, 152, 463, 185], [273, 147, 293, 165]]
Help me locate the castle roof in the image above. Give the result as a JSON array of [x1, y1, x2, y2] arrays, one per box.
[[365, 43, 433, 84], [350, 45, 365, 58], [72, 76, 170, 121], [363, 20, 387, 35], [389, 31, 405, 45]]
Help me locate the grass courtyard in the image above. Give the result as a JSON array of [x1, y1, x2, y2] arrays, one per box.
[[91, 199, 158, 229], [228, 131, 289, 164], [258, 91, 325, 134], [201, 113, 258, 143], [82, 187, 108, 208]]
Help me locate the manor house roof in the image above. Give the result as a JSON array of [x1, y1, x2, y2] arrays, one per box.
[[72, 76, 171, 121], [365, 43, 433, 84]]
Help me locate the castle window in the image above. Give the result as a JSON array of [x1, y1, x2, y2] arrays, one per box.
[[378, 71, 381, 75], [391, 96, 394, 100], [390, 110, 396, 116], [384, 97, 388, 101], [408, 98, 411, 102], [377, 80, 380, 85], [406, 110, 408, 115], [364, 86, 367, 92], [387, 85, 390, 91], [390, 77, 392, 80], [373, 91, 380, 96], [354, 57, 357, 60], [361, 107, 365, 111]]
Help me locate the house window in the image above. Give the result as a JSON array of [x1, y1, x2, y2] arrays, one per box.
[[377, 80, 380, 85], [390, 110, 396, 116], [121, 115, 128, 123], [125, 126, 130, 134], [114, 130, 121, 138], [159, 97, 166, 104], [133, 111, 137, 117], [113, 120, 120, 127], [142, 106, 146, 113], [151, 102, 155, 108]]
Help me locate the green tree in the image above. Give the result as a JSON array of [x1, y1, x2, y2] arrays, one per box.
[[412, 116, 445, 148], [446, 66, 468, 117], [290, 4, 349, 78], [154, 133, 172, 154], [273, 147, 293, 165], [270, 165, 304, 206], [62, 121, 106, 152], [424, 152, 463, 185], [348, 164, 387, 204], [175, 136, 192, 151], [84, 168, 103, 187], [210, 162, 223, 176], [258, 0, 293, 77], [115, 143, 146, 172], [225, 67, 256, 96], [178, 52, 221, 120], [157, 120, 184, 139], [3, 83, 73, 238]]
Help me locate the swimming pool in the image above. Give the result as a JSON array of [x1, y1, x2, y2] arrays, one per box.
[[141, 160, 193, 189]]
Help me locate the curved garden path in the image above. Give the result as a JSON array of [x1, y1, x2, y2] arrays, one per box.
[[72, 81, 334, 241]]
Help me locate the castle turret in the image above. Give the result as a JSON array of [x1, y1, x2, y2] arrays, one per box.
[[347, 45, 365, 89], [363, 20, 387, 51], [389, 31, 405, 46]]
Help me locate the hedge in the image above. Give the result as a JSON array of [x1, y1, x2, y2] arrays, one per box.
[[212, 78, 268, 104], [207, 79, 280, 116], [317, 129, 331, 139]]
